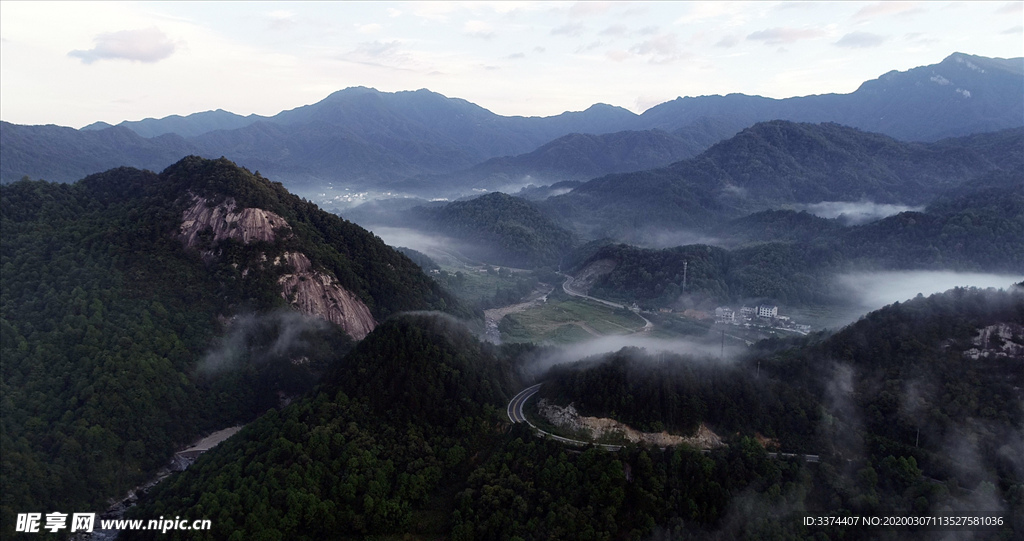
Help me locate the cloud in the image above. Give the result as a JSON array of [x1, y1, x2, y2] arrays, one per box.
[[569, 1, 612, 18], [68, 27, 176, 64], [715, 35, 740, 48], [801, 201, 921, 224], [629, 33, 690, 64], [853, 1, 925, 19], [746, 27, 825, 45], [599, 24, 628, 37], [635, 95, 671, 113], [534, 46, 547, 53], [266, 10, 296, 30], [1002, 25, 1024, 34], [357, 23, 383, 34], [551, 22, 585, 37], [463, 20, 494, 39], [577, 40, 605, 53], [387, 8, 402, 17], [606, 50, 630, 62], [507, 52, 526, 59], [834, 31, 886, 48], [342, 40, 418, 71], [995, 2, 1023, 15]]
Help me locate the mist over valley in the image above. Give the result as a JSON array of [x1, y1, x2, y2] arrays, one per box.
[[2, 32, 1022, 541]]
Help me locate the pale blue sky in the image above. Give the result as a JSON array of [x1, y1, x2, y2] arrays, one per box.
[[1, 1, 1021, 128]]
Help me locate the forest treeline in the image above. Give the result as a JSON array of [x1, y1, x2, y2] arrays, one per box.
[[121, 288, 1023, 540], [574, 171, 1023, 307], [0, 157, 462, 533]]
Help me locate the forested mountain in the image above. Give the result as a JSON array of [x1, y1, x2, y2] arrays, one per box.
[[640, 52, 1023, 141], [0, 157, 462, 532], [544, 122, 1023, 237], [3, 53, 1020, 193], [0, 122, 200, 185], [409, 192, 579, 269], [571, 171, 1023, 308], [421, 129, 706, 193], [120, 288, 1023, 540], [122, 314, 520, 540]]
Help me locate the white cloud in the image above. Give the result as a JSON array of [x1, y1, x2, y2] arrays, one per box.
[[853, 2, 925, 19], [342, 40, 419, 71], [629, 33, 689, 64], [266, 10, 295, 30], [995, 2, 1023, 15], [551, 22, 585, 37], [834, 31, 886, 48], [463, 20, 494, 39], [599, 24, 628, 37], [715, 35, 740, 48], [357, 23, 383, 34], [68, 27, 176, 64], [746, 27, 825, 45], [569, 1, 612, 19]]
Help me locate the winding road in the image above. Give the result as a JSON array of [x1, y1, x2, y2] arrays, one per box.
[[506, 383, 820, 461], [507, 383, 542, 423]]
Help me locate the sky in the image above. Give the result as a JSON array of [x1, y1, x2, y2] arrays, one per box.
[[1, 1, 1021, 128]]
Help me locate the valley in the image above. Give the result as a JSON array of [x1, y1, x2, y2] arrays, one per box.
[[1, 47, 1022, 541]]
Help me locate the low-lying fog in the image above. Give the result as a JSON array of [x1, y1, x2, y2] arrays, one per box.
[[524, 335, 745, 376], [365, 225, 454, 255], [363, 225, 485, 266], [802, 201, 923, 225], [614, 228, 725, 249], [834, 270, 1022, 324]]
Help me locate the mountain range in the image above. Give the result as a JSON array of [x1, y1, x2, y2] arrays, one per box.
[[2, 53, 1021, 195]]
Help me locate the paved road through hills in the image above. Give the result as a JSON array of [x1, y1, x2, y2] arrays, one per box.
[[507, 383, 542, 423], [506, 382, 819, 460]]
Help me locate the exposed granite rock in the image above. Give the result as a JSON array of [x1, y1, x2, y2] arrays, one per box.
[[963, 323, 1024, 360], [276, 252, 376, 340], [538, 398, 724, 449], [179, 195, 377, 339], [180, 195, 289, 248]]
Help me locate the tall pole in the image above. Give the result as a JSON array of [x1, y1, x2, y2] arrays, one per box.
[[683, 261, 688, 290]]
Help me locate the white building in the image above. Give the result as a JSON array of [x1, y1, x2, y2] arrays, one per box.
[[757, 305, 778, 318]]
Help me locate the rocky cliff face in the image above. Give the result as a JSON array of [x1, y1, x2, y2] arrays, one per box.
[[179, 195, 377, 339], [180, 195, 289, 248], [276, 252, 376, 340]]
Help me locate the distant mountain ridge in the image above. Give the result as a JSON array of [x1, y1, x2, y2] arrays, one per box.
[[82, 109, 268, 138], [543, 121, 1024, 237], [2, 53, 1020, 192]]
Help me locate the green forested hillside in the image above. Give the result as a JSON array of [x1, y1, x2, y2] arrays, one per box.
[[575, 174, 1023, 307], [581, 242, 836, 307], [0, 157, 462, 533], [414, 192, 578, 269], [123, 315, 519, 540], [122, 288, 1023, 540], [540, 349, 822, 451]]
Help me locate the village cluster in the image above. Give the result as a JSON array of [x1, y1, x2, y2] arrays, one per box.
[[713, 305, 812, 335]]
